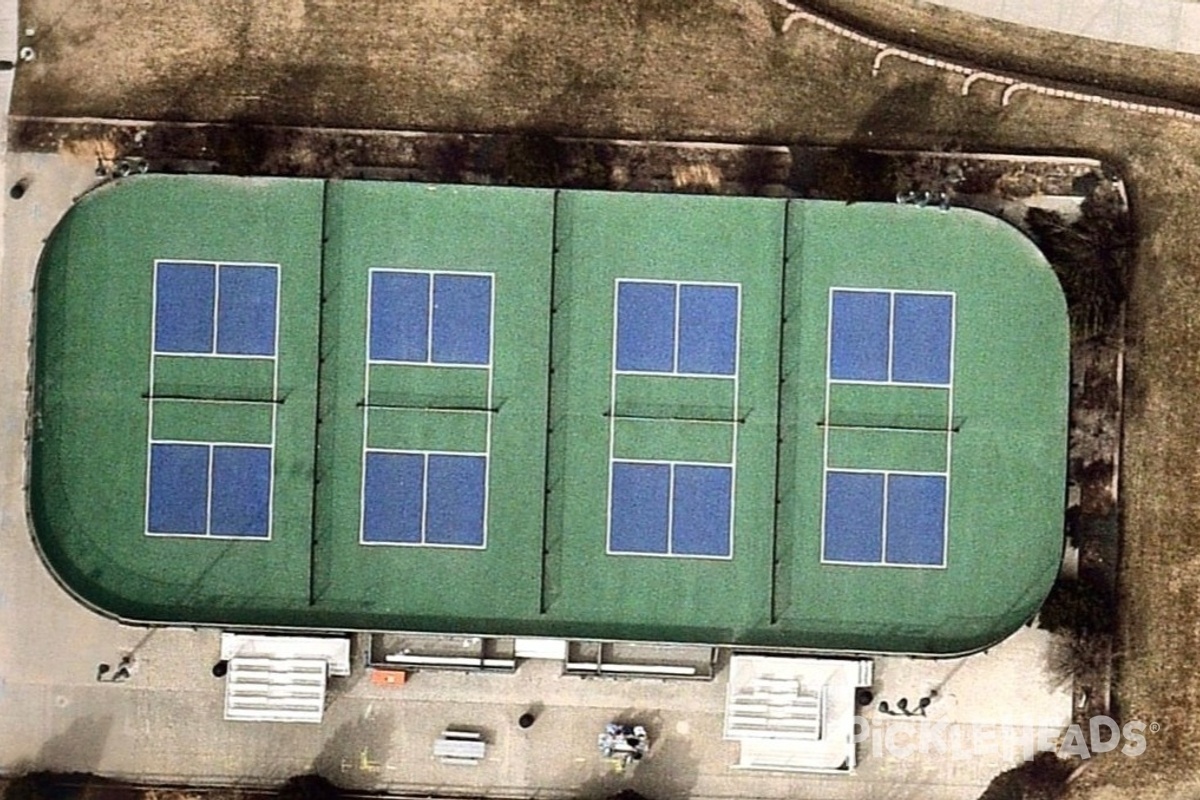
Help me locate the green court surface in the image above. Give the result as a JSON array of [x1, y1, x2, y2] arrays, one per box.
[[29, 176, 1068, 655]]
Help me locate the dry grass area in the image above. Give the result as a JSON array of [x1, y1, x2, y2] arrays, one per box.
[[13, 0, 1200, 797]]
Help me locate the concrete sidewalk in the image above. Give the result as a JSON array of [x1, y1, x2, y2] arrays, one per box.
[[923, 0, 1200, 54]]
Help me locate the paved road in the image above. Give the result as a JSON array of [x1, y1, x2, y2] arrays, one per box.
[[922, 0, 1200, 54]]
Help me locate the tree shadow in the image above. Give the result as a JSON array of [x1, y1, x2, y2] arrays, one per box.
[[311, 709, 396, 790], [35, 715, 115, 773]]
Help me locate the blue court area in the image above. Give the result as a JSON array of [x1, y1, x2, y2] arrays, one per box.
[[147, 444, 272, 537], [362, 269, 494, 549], [362, 452, 487, 546], [616, 281, 738, 376], [147, 262, 279, 540], [823, 471, 946, 565], [829, 290, 953, 385], [609, 461, 733, 557], [154, 262, 279, 356], [369, 270, 493, 365]]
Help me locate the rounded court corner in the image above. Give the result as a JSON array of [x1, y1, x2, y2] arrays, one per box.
[[945, 204, 1072, 312], [22, 495, 165, 629], [932, 560, 1064, 659]]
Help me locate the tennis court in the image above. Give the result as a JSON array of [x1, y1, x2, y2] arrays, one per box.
[[361, 268, 495, 548], [821, 288, 956, 568], [147, 261, 281, 540], [29, 177, 1069, 654]]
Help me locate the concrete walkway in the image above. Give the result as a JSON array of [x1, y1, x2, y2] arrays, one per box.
[[923, 0, 1200, 54]]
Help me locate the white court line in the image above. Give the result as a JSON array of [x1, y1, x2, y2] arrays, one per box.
[[266, 263, 281, 540], [148, 397, 277, 407], [204, 443, 215, 535], [358, 271, 375, 545], [821, 286, 956, 568], [671, 283, 681, 373], [941, 293, 958, 567], [360, 269, 494, 549], [151, 351, 276, 361], [372, 266, 495, 278], [614, 414, 736, 427], [821, 558, 947, 570], [823, 425, 952, 435], [366, 358, 489, 370], [144, 442, 274, 538], [818, 286, 836, 563], [818, 469, 949, 569], [605, 280, 621, 554], [145, 530, 276, 542], [481, 274, 495, 550], [824, 466, 947, 477], [831, 286, 954, 297], [366, 446, 489, 458], [160, 258, 281, 269], [368, 405, 491, 418], [613, 369, 737, 381], [887, 292, 896, 382], [143, 265, 161, 537], [829, 378, 950, 389], [211, 264, 221, 355], [366, 267, 497, 368], [144, 260, 279, 541], [359, 449, 488, 550], [879, 473, 890, 564], [665, 464, 676, 554], [607, 278, 741, 560], [616, 456, 734, 468], [419, 453, 430, 544], [617, 276, 741, 288], [727, 283, 742, 560], [425, 273, 434, 363], [613, 278, 740, 379], [150, 438, 275, 449]]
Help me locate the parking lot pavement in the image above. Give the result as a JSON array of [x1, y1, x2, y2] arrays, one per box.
[[923, 0, 1200, 54]]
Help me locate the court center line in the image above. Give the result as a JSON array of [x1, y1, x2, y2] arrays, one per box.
[[605, 279, 621, 554], [266, 262, 281, 541], [941, 292, 958, 569], [672, 282, 681, 374], [211, 264, 221, 355], [879, 473, 890, 565], [426, 273, 435, 363], [205, 443, 215, 536], [887, 291, 896, 382], [481, 273, 496, 549], [666, 463, 676, 555], [727, 282, 743, 560], [819, 286, 836, 562], [358, 271, 374, 545]]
